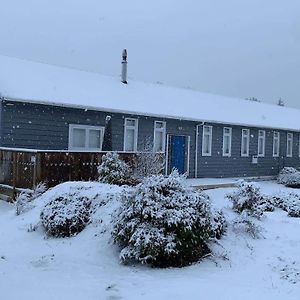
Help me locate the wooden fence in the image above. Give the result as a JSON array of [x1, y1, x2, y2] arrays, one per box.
[[0, 148, 137, 191]]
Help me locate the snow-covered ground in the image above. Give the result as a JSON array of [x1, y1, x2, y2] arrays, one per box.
[[0, 181, 299, 300]]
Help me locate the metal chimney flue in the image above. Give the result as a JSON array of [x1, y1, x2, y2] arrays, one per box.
[[121, 49, 128, 84]]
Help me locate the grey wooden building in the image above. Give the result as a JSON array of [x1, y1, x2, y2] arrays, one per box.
[[0, 54, 300, 178]]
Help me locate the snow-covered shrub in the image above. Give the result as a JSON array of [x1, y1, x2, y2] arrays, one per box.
[[211, 210, 227, 240], [277, 167, 298, 182], [40, 192, 91, 237], [226, 181, 265, 219], [15, 191, 31, 216], [270, 192, 290, 211], [32, 182, 47, 199], [257, 195, 276, 212], [287, 200, 300, 218], [112, 170, 223, 268], [269, 191, 300, 217], [232, 212, 263, 239], [15, 182, 47, 215], [277, 167, 300, 188], [98, 152, 132, 185]]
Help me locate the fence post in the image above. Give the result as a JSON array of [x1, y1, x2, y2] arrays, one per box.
[[12, 152, 17, 201], [32, 153, 37, 189], [36, 152, 42, 184]]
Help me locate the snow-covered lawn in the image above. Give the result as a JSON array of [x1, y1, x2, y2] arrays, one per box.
[[0, 181, 300, 300]]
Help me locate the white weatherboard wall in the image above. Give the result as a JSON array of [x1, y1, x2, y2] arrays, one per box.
[[1, 55, 300, 132]]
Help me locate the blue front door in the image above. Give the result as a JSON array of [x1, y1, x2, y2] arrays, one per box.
[[170, 136, 186, 174]]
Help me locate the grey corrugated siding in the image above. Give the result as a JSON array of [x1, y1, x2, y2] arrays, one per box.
[[1, 100, 300, 178]]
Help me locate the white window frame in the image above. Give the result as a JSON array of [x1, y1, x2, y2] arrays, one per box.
[[287, 132, 293, 157], [273, 131, 280, 157], [153, 121, 166, 153], [257, 130, 266, 157], [241, 129, 250, 157], [202, 125, 213, 156], [123, 118, 138, 152], [222, 127, 232, 157], [68, 124, 104, 151]]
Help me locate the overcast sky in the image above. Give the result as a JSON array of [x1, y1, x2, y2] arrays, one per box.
[[0, 0, 300, 108]]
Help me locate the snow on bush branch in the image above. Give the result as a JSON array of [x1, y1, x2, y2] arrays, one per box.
[[228, 179, 300, 219], [98, 152, 132, 185], [15, 182, 47, 215], [277, 167, 300, 188], [112, 170, 226, 268], [271, 191, 300, 218], [226, 181, 270, 219], [226, 181, 272, 238], [40, 191, 91, 237]]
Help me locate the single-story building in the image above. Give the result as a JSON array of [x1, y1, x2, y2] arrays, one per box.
[[0, 53, 299, 178]]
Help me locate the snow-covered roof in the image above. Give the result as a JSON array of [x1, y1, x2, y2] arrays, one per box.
[[0, 55, 299, 131]]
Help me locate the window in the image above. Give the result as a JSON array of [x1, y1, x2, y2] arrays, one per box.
[[223, 127, 232, 157], [124, 118, 138, 152], [202, 125, 212, 156], [273, 131, 280, 157], [153, 121, 166, 152], [241, 129, 250, 157], [287, 133, 293, 157], [69, 124, 104, 150], [258, 130, 266, 157]]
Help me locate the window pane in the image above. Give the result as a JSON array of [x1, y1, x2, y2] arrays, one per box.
[[258, 139, 263, 154], [288, 141, 292, 156], [204, 126, 211, 133], [72, 128, 86, 148], [155, 122, 164, 129], [224, 136, 230, 154], [89, 129, 101, 149], [125, 129, 135, 151], [126, 119, 136, 127], [203, 135, 210, 153], [224, 128, 230, 134], [242, 137, 248, 154], [154, 131, 163, 152], [274, 139, 279, 155]]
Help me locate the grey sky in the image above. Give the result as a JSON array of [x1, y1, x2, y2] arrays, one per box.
[[0, 0, 300, 108]]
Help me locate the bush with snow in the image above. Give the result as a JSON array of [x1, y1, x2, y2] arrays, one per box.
[[226, 181, 267, 219], [287, 199, 300, 218], [40, 192, 92, 237], [257, 195, 276, 212], [32, 182, 47, 198], [271, 191, 300, 217], [271, 192, 290, 211], [232, 212, 263, 239], [277, 167, 300, 188], [98, 152, 132, 186], [112, 170, 225, 268], [15, 182, 47, 215], [211, 209, 227, 240], [15, 191, 31, 216]]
